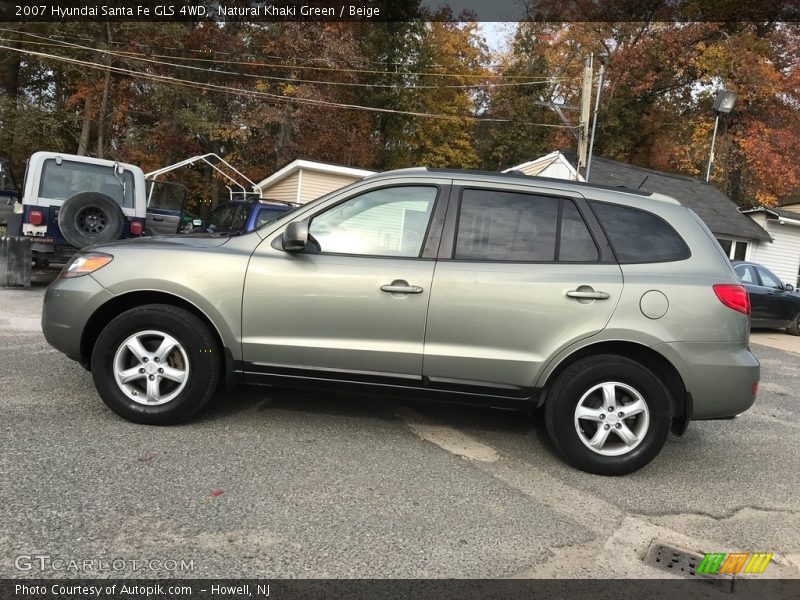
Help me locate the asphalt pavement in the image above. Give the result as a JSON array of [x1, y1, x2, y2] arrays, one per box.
[[1, 282, 798, 581]]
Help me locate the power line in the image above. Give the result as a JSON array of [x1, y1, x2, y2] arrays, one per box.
[[0, 44, 576, 130], [1, 28, 552, 81], [1, 35, 567, 90], [45, 28, 519, 70]]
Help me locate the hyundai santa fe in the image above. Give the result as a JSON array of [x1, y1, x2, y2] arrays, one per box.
[[42, 168, 759, 475]]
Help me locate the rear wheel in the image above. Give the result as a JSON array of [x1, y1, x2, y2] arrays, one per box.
[[90, 304, 220, 424], [545, 354, 671, 475]]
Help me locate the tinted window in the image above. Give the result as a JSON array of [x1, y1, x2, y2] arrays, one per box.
[[757, 266, 783, 289], [309, 186, 437, 257], [591, 202, 689, 262], [559, 201, 599, 261], [40, 158, 135, 208], [456, 190, 559, 261], [231, 205, 249, 231]]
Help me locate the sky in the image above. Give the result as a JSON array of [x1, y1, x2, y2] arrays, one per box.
[[480, 22, 515, 55]]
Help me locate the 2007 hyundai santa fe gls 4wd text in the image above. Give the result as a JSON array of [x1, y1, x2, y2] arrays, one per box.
[[42, 168, 760, 475]]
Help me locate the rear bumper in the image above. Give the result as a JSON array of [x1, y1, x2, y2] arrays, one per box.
[[654, 341, 759, 419], [42, 274, 112, 362]]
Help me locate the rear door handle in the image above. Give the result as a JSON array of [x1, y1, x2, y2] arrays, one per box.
[[381, 280, 424, 294], [152, 216, 165, 221], [566, 289, 609, 300]]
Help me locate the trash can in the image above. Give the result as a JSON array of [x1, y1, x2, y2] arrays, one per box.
[[0, 235, 32, 287]]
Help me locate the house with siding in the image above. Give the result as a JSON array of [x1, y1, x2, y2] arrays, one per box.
[[739, 204, 800, 288], [255, 159, 374, 204], [506, 151, 783, 274]]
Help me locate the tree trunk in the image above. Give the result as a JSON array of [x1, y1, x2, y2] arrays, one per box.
[[77, 93, 93, 156], [0, 31, 21, 160]]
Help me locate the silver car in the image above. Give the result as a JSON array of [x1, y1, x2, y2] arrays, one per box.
[[42, 168, 759, 475]]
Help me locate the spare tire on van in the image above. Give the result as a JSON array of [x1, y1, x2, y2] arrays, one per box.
[[57, 192, 125, 248]]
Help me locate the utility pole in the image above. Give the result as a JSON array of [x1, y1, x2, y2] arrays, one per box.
[[576, 58, 593, 178], [585, 60, 605, 182]]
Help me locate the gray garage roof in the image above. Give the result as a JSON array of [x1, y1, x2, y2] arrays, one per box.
[[561, 151, 772, 243]]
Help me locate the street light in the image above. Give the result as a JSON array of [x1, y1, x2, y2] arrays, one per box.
[[705, 89, 738, 182]]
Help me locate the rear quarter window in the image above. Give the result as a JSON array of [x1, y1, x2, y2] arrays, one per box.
[[590, 201, 690, 263]]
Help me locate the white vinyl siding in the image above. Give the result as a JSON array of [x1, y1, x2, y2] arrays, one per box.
[[299, 171, 359, 203], [748, 213, 800, 286], [261, 174, 299, 203], [259, 170, 361, 204]]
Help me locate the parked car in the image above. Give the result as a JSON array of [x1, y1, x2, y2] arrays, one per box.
[[195, 197, 298, 235], [732, 260, 800, 335], [42, 168, 760, 475]]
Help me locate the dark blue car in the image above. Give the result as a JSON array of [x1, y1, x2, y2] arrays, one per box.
[[198, 198, 298, 234]]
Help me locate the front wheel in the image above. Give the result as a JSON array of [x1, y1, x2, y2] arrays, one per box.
[[544, 354, 671, 475], [787, 312, 800, 336], [90, 304, 221, 424]]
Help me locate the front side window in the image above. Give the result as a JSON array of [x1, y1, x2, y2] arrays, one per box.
[[455, 190, 598, 262], [147, 181, 186, 212], [757, 266, 783, 289], [308, 186, 437, 257], [39, 159, 135, 208], [591, 202, 689, 263], [255, 206, 292, 228]]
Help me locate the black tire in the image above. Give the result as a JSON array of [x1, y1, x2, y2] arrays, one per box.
[[90, 304, 221, 424], [544, 354, 671, 476], [788, 312, 800, 336], [58, 192, 125, 248]]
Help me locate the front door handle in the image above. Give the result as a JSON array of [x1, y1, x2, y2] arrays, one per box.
[[381, 280, 424, 294], [566, 289, 610, 300]]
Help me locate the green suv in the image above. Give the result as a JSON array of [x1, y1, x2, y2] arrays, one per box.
[[42, 168, 759, 475]]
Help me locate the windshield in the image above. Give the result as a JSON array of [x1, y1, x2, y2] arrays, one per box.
[[39, 158, 135, 207]]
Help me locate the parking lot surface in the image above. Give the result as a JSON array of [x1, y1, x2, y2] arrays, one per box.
[[1, 284, 798, 580]]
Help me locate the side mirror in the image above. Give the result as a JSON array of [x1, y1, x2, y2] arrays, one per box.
[[785, 283, 794, 292], [282, 221, 309, 252], [192, 219, 202, 227]]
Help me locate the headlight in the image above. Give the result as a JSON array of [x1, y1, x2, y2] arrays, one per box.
[[60, 252, 114, 278]]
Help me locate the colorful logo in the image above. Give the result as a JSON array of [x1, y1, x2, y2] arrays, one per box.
[[696, 552, 773, 575]]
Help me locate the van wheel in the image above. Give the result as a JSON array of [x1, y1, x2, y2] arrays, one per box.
[[90, 304, 220, 424], [544, 354, 671, 475]]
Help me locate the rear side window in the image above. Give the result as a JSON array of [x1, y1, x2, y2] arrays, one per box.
[[590, 202, 689, 263], [455, 189, 598, 262]]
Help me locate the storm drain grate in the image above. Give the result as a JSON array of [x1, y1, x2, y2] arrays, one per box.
[[643, 540, 732, 584]]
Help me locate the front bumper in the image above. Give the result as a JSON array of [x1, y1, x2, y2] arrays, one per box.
[[654, 341, 759, 419], [42, 275, 113, 363]]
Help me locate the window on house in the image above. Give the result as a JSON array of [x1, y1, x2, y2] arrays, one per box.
[[716, 237, 748, 261]]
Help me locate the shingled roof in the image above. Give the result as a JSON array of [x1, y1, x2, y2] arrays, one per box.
[[560, 151, 772, 243]]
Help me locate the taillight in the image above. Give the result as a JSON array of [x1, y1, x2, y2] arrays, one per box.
[[28, 210, 44, 226], [713, 284, 750, 316], [130, 221, 143, 235]]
